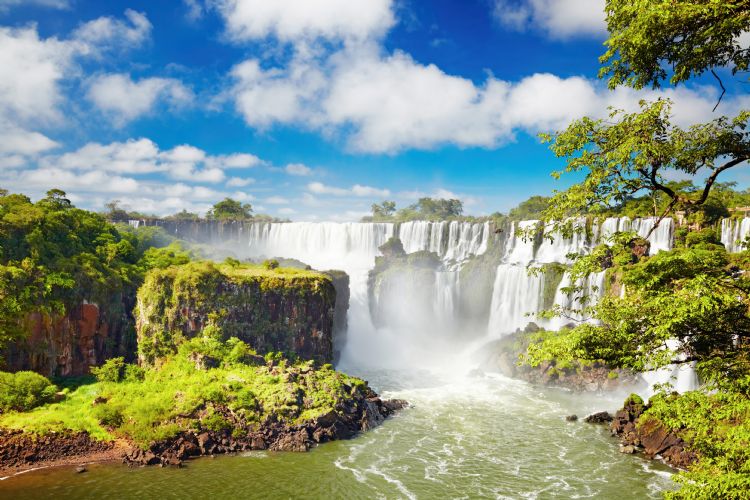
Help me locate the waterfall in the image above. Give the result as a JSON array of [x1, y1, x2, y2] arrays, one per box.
[[398, 221, 491, 262], [535, 217, 590, 264], [545, 271, 606, 330], [595, 217, 673, 253], [487, 264, 545, 336], [721, 218, 750, 252], [504, 221, 538, 265], [241, 221, 491, 368]]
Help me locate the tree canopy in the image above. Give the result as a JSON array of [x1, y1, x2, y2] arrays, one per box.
[[206, 198, 253, 221], [0, 190, 192, 348], [541, 100, 750, 227], [601, 0, 750, 90]]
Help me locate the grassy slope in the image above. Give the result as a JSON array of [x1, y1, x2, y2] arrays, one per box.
[[0, 342, 366, 448]]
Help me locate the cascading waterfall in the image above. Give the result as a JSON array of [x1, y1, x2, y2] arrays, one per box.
[[236, 217, 698, 391], [243, 220, 491, 367], [487, 264, 545, 336], [721, 218, 750, 252], [535, 217, 590, 264], [594, 216, 674, 252], [398, 220, 490, 262]]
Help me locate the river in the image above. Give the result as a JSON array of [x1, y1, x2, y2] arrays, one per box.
[[0, 367, 674, 499]]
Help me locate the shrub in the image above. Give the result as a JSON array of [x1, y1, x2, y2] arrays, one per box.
[[263, 259, 280, 270], [124, 364, 146, 382], [0, 371, 58, 412], [91, 357, 126, 383], [94, 403, 125, 427]]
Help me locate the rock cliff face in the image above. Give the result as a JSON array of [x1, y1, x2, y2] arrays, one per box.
[[136, 262, 345, 365], [325, 270, 350, 364], [3, 302, 135, 377], [610, 395, 697, 469]]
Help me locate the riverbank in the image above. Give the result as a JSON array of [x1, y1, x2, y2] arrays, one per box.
[[0, 340, 407, 475]]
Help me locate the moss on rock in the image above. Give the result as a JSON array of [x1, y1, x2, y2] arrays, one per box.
[[136, 261, 337, 365]]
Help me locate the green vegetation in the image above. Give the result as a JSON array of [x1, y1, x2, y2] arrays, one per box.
[[0, 189, 189, 350], [601, 1, 750, 90], [638, 390, 750, 499], [207, 198, 253, 221], [0, 337, 366, 447], [508, 196, 550, 221], [539, 100, 750, 233], [136, 261, 335, 365], [0, 371, 58, 412], [363, 197, 465, 222]]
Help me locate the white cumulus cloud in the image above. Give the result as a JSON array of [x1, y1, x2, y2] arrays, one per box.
[[307, 181, 389, 197], [493, 0, 606, 38], [87, 73, 192, 125], [215, 0, 394, 44], [285, 163, 313, 176]]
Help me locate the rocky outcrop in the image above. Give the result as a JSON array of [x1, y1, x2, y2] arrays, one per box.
[[610, 396, 697, 469], [124, 393, 407, 467], [3, 302, 135, 377], [477, 331, 644, 393], [136, 262, 343, 365], [0, 429, 119, 474]]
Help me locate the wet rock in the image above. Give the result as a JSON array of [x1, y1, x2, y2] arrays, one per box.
[[584, 412, 613, 424], [75, 466, 87, 473], [565, 415, 578, 422], [619, 444, 637, 454]]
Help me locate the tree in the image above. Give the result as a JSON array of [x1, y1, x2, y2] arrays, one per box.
[[508, 196, 551, 220], [39, 189, 72, 211], [410, 198, 463, 219], [541, 1, 750, 235], [207, 198, 253, 220], [104, 200, 131, 221], [541, 100, 750, 232], [371, 201, 396, 219], [601, 1, 750, 94]]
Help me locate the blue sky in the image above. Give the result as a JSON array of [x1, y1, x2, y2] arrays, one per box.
[[0, 0, 747, 220]]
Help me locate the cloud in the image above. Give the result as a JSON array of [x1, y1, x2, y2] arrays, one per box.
[[266, 196, 289, 204], [307, 181, 389, 197], [285, 163, 313, 176], [493, 0, 606, 38], [0, 123, 59, 156], [277, 207, 297, 215], [44, 138, 264, 184], [0, 26, 75, 124], [11, 167, 140, 193], [226, 177, 255, 187], [214, 0, 394, 44], [87, 73, 192, 125], [72, 9, 152, 52], [0, 0, 70, 12], [183, 0, 204, 21], [0, 10, 153, 129], [230, 57, 327, 128], [230, 43, 750, 154], [219, 153, 262, 168]]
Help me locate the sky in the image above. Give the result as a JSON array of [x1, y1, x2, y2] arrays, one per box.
[[0, 0, 748, 221]]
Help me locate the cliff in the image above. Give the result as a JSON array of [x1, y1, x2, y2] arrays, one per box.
[[3, 302, 135, 378], [136, 261, 343, 365]]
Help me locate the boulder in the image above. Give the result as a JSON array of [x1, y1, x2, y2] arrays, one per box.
[[584, 412, 613, 424]]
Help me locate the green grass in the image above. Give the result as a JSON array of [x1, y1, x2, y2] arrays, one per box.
[[0, 338, 367, 449]]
